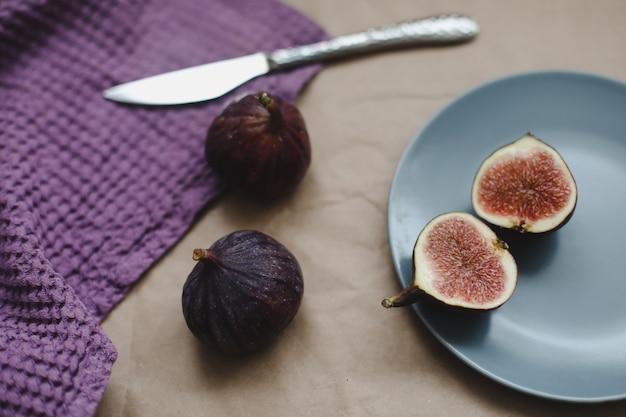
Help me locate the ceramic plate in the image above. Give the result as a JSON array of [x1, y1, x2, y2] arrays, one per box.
[[387, 70, 626, 402]]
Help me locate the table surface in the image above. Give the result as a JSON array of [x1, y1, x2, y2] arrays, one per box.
[[95, 1, 626, 416]]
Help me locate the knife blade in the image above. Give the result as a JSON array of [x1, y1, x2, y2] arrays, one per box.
[[103, 14, 479, 106]]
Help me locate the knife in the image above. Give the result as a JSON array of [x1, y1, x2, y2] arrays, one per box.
[[103, 14, 479, 106]]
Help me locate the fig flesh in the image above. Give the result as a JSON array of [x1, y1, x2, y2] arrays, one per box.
[[182, 230, 304, 354], [471, 133, 577, 233], [383, 212, 517, 310], [205, 91, 311, 200]]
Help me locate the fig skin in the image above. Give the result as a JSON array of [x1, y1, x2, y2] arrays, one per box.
[[182, 230, 304, 355], [382, 212, 517, 311], [471, 133, 578, 234], [205, 91, 311, 200]]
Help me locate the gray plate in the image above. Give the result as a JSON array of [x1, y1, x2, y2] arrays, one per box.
[[387, 70, 626, 402]]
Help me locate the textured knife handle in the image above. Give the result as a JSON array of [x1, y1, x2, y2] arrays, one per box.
[[268, 14, 479, 69]]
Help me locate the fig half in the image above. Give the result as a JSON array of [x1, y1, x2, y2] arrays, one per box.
[[382, 212, 517, 310], [471, 133, 577, 233]]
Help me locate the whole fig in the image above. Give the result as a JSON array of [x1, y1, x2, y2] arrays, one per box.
[[182, 230, 304, 355], [205, 91, 311, 200]]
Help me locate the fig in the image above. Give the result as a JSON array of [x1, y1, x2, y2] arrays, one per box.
[[182, 230, 304, 355], [382, 212, 517, 310], [471, 133, 577, 233], [205, 91, 311, 200]]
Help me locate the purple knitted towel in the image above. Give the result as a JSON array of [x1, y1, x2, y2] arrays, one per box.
[[0, 0, 326, 415]]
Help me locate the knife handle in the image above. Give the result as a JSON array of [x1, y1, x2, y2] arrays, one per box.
[[268, 14, 479, 69]]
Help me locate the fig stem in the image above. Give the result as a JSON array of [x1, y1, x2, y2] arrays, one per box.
[[192, 249, 206, 261], [257, 92, 284, 131], [381, 285, 423, 308], [192, 248, 218, 262], [258, 91, 272, 107]]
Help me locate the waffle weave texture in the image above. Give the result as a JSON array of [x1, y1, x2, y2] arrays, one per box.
[[0, 0, 326, 415]]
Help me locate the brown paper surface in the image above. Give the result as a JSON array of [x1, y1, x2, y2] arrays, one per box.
[[96, 1, 626, 415]]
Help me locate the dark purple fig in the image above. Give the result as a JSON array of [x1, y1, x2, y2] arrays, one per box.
[[205, 91, 311, 200], [382, 212, 517, 310], [182, 230, 304, 355], [471, 133, 577, 233]]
